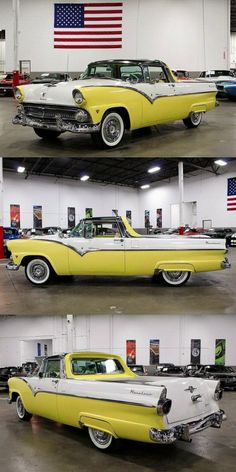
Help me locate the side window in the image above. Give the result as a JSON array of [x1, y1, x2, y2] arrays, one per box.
[[120, 65, 143, 82], [43, 359, 61, 378], [145, 66, 168, 83], [95, 222, 121, 238]]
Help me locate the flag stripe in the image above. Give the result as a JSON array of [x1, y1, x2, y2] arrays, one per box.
[[55, 24, 122, 29], [85, 2, 123, 5], [55, 30, 122, 35], [83, 16, 122, 21], [85, 9, 122, 14], [54, 44, 122, 48], [55, 37, 121, 42]]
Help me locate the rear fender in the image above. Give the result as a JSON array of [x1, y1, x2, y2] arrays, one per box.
[[155, 262, 195, 273], [79, 414, 118, 437]]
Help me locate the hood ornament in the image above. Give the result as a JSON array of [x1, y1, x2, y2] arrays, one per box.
[[184, 386, 197, 393]]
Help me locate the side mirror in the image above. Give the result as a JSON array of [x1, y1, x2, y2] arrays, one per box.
[[39, 372, 43, 378]]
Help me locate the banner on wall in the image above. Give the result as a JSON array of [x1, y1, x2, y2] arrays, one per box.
[[215, 339, 226, 365], [37, 343, 41, 357], [10, 204, 20, 228], [144, 210, 150, 228], [156, 208, 162, 228], [150, 339, 160, 364], [85, 208, 93, 218], [33, 206, 42, 229], [67, 207, 76, 228], [190, 339, 201, 364], [126, 340, 136, 365], [126, 210, 132, 223]]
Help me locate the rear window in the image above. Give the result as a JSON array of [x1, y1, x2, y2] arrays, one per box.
[[71, 357, 124, 375]]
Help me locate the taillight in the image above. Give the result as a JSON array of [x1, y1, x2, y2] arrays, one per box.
[[214, 381, 223, 401], [157, 387, 172, 415]]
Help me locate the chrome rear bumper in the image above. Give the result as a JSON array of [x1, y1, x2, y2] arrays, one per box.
[[150, 409, 226, 444]]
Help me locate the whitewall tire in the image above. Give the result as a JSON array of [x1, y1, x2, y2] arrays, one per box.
[[16, 396, 32, 421], [92, 112, 125, 148], [183, 112, 202, 128], [88, 427, 117, 451], [25, 258, 51, 285], [161, 271, 191, 287]]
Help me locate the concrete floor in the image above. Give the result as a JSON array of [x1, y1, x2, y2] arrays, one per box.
[[0, 389, 235, 472], [1, 97, 236, 157], [0, 248, 235, 316]]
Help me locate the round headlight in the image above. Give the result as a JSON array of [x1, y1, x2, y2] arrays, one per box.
[[14, 87, 23, 102], [72, 89, 85, 105]]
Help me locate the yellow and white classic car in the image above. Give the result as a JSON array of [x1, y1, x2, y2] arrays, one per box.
[[12, 59, 217, 148], [6, 215, 230, 286], [8, 351, 226, 451]]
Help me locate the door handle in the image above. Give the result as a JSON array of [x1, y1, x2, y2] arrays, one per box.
[[51, 379, 59, 384], [114, 238, 124, 243]]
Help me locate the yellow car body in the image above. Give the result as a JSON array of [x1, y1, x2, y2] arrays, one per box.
[[8, 351, 226, 450], [13, 59, 217, 148], [6, 216, 229, 286]]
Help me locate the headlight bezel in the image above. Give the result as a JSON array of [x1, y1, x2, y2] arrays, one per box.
[[72, 89, 86, 105]]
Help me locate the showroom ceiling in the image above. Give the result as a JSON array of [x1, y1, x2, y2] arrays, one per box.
[[3, 158, 233, 188]]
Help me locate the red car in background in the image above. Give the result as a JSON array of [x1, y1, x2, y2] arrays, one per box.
[[0, 72, 32, 95], [172, 70, 192, 80]]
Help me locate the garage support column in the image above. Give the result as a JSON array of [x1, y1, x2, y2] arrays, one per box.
[[178, 161, 184, 231], [0, 158, 4, 259], [66, 315, 75, 351], [12, 0, 20, 70]]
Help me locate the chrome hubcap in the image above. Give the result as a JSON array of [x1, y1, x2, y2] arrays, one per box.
[[31, 264, 47, 280], [104, 118, 121, 143], [164, 271, 188, 283], [191, 112, 201, 124], [92, 429, 111, 445]]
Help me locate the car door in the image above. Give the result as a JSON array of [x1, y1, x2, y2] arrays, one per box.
[[26, 358, 61, 421], [67, 221, 125, 275], [137, 65, 176, 125]]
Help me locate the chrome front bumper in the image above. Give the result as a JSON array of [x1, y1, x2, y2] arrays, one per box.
[[13, 113, 101, 134], [221, 258, 231, 269], [6, 261, 20, 271], [150, 409, 226, 444]]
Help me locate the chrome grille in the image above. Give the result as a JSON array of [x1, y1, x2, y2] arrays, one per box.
[[23, 103, 78, 121]]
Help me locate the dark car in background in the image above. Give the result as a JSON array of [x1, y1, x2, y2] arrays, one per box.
[[194, 365, 236, 390], [128, 365, 148, 375], [32, 73, 72, 84], [0, 366, 20, 389], [156, 365, 185, 377]]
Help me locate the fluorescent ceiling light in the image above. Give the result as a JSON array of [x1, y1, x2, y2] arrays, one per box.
[[17, 166, 25, 173], [148, 165, 161, 174], [214, 159, 227, 166], [80, 175, 90, 181], [140, 184, 150, 189]]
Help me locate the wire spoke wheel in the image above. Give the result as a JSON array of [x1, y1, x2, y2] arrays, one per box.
[[25, 258, 51, 285], [101, 112, 124, 147], [161, 271, 190, 286], [88, 427, 114, 450]]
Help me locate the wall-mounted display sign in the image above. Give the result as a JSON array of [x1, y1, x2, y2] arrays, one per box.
[[33, 205, 42, 229], [126, 340, 136, 365], [10, 204, 20, 228], [68, 207, 75, 228], [215, 339, 226, 365], [190, 339, 201, 364], [150, 339, 160, 364]]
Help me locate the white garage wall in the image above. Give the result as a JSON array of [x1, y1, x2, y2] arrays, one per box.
[[3, 173, 139, 228], [138, 161, 236, 228], [0, 314, 236, 366], [1, 0, 230, 72], [3, 161, 236, 229]]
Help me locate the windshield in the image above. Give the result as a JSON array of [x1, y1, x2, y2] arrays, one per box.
[[71, 357, 124, 375]]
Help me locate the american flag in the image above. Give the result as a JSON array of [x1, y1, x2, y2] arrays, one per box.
[[227, 177, 236, 211], [54, 2, 123, 49]]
